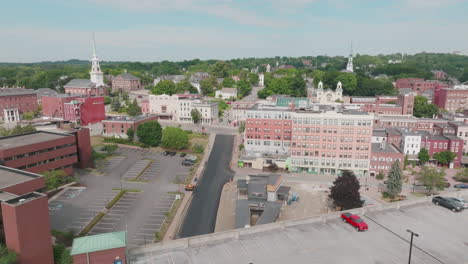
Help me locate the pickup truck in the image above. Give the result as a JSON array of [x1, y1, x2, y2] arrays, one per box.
[[341, 212, 368, 231]]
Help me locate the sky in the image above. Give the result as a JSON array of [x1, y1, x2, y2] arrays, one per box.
[[1, 0, 467, 62]]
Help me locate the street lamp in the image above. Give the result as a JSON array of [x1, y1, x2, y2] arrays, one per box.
[[406, 229, 419, 264]]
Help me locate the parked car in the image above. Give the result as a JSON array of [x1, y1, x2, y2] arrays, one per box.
[[454, 183, 468, 189], [182, 160, 194, 166], [186, 155, 197, 162], [185, 184, 195, 191], [163, 151, 170, 156], [169, 151, 177, 156], [341, 212, 368, 231], [432, 196, 463, 212], [449, 197, 468, 209], [180, 153, 187, 157]]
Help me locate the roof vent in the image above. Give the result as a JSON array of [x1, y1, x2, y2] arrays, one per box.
[[19, 199, 26, 203]]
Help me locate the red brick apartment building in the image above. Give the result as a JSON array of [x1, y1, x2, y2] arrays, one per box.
[[41, 94, 81, 119], [102, 115, 159, 138], [0, 88, 38, 122], [0, 166, 54, 264], [395, 78, 450, 94], [111, 73, 141, 93], [434, 86, 468, 112], [370, 142, 404, 176], [63, 96, 106, 126], [0, 129, 92, 175]]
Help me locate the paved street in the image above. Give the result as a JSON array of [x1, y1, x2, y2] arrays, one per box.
[[179, 134, 235, 238]]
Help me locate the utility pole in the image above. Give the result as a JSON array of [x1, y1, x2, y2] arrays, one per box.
[[406, 229, 419, 264]]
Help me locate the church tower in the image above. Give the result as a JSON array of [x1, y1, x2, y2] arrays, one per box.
[[346, 43, 354, 73], [90, 33, 104, 87]]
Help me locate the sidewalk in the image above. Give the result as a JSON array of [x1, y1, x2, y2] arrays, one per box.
[[163, 133, 216, 241]]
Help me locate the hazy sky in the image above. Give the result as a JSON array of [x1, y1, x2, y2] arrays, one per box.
[[1, 0, 467, 62]]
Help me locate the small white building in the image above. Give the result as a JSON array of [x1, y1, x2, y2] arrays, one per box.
[[400, 131, 422, 155], [259, 73, 265, 87], [148, 94, 179, 120], [215, 88, 237, 100], [178, 99, 218, 125]]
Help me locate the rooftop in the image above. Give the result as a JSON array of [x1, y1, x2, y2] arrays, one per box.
[[371, 143, 401, 154], [372, 129, 387, 137], [219, 87, 237, 94], [116, 73, 140, 80], [64, 79, 95, 88], [0, 166, 42, 190], [103, 115, 157, 122], [0, 131, 71, 150], [0, 88, 37, 97], [71, 231, 127, 256]]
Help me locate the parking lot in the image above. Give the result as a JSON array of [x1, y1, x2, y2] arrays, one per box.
[[49, 146, 190, 244]]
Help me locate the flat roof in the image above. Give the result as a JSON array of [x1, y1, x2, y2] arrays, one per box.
[[0, 166, 41, 190], [71, 231, 127, 255], [129, 193, 468, 263], [103, 115, 157, 122], [371, 143, 401, 154], [0, 131, 71, 150], [0, 88, 36, 97]]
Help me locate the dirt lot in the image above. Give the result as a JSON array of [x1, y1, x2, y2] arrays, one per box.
[[278, 182, 329, 221]]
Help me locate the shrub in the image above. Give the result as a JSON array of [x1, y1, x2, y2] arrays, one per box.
[[193, 144, 204, 154], [376, 172, 385, 180]]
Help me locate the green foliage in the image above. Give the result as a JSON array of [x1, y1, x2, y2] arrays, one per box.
[[454, 168, 468, 183], [200, 78, 217, 95], [413, 96, 439, 118], [355, 77, 396, 96], [210, 61, 230, 78], [433, 151, 457, 166], [162, 127, 189, 150], [334, 73, 357, 95], [121, 93, 129, 100], [460, 71, 468, 83], [222, 77, 236, 88], [418, 148, 430, 165], [376, 172, 385, 180], [247, 73, 259, 86], [51, 230, 75, 246], [127, 127, 134, 142], [127, 99, 142, 116], [22, 111, 34, 120], [58, 249, 73, 264], [403, 155, 409, 169], [385, 161, 403, 198], [211, 99, 228, 117], [101, 144, 118, 154], [0, 244, 17, 264], [236, 79, 251, 98], [111, 97, 121, 111], [417, 165, 446, 194], [152, 80, 176, 95], [193, 144, 204, 154], [104, 96, 111, 105], [103, 137, 143, 147], [258, 74, 306, 99], [176, 79, 198, 94], [329, 170, 363, 210], [41, 170, 67, 190], [238, 122, 245, 133], [191, 109, 201, 124], [0, 124, 36, 137], [137, 121, 162, 147]]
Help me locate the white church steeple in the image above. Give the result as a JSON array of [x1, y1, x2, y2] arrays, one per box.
[[346, 43, 354, 73], [90, 33, 104, 87]]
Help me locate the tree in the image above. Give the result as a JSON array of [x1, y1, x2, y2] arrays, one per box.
[[417, 165, 446, 195], [454, 168, 468, 183], [42, 170, 66, 190], [191, 109, 201, 124], [200, 78, 215, 95], [104, 96, 111, 105], [433, 151, 457, 166], [137, 121, 162, 147], [0, 244, 17, 264], [152, 80, 176, 95], [111, 97, 121, 111], [127, 127, 134, 142], [329, 170, 363, 210], [176, 80, 198, 94], [127, 99, 142, 116], [222, 77, 236, 88], [376, 171, 385, 180], [334, 73, 358, 95], [247, 73, 259, 86], [418, 148, 430, 165], [413, 96, 438, 118], [211, 60, 230, 78], [161, 127, 189, 150], [385, 161, 403, 198], [22, 111, 34, 120], [237, 79, 251, 98]]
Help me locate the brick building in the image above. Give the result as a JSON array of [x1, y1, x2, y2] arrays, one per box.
[[350, 94, 414, 115], [0, 88, 38, 122], [433, 85, 468, 112], [0, 166, 54, 264], [395, 78, 449, 94], [449, 120, 468, 154], [71, 231, 127, 264], [112, 73, 141, 93], [102, 115, 159, 138], [0, 129, 92, 175], [419, 131, 463, 167], [41, 94, 81, 119], [63, 96, 106, 126], [370, 142, 404, 176], [64, 79, 107, 96]]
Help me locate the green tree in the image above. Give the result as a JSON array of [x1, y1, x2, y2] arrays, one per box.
[[137, 121, 162, 147], [459, 71, 468, 83], [334, 73, 358, 95], [104, 96, 111, 105], [237, 79, 251, 98], [0, 244, 17, 264], [22, 111, 34, 120], [376, 171, 385, 180], [311, 70, 325, 86], [247, 73, 259, 86], [152, 80, 176, 95], [417, 165, 446, 195], [433, 151, 457, 166], [413, 96, 439, 118], [161, 127, 189, 150], [111, 97, 121, 112], [0, 124, 37, 137], [127, 99, 142, 116], [191, 109, 201, 124], [176, 80, 198, 94], [200, 78, 215, 95], [329, 170, 363, 210], [211, 60, 230, 78], [454, 168, 468, 182], [385, 161, 403, 198], [42, 170, 66, 190], [418, 148, 430, 165], [222, 77, 236, 88], [127, 127, 134, 142]]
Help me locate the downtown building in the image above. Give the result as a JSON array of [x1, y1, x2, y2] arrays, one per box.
[[102, 114, 159, 138], [434, 85, 468, 112], [0, 88, 38, 122], [243, 103, 374, 177]]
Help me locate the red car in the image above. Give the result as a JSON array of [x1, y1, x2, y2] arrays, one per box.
[[341, 212, 368, 231]]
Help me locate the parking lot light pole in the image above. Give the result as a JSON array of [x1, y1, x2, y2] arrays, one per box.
[[406, 229, 419, 264]]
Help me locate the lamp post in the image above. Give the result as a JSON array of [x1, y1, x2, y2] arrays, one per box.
[[406, 229, 419, 264]]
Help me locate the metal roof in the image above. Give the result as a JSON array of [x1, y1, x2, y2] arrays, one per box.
[[64, 79, 95, 88], [71, 231, 127, 255]]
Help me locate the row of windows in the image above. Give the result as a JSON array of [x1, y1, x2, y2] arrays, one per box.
[[293, 118, 372, 126], [16, 153, 77, 170], [291, 142, 369, 151], [292, 151, 369, 159], [290, 158, 368, 168], [371, 157, 402, 162], [246, 120, 292, 126], [245, 140, 291, 147], [246, 135, 291, 140], [246, 112, 292, 120], [3, 143, 76, 161], [246, 128, 292, 133]]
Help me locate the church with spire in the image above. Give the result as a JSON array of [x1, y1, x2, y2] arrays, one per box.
[[341, 44, 354, 73], [64, 34, 108, 96]]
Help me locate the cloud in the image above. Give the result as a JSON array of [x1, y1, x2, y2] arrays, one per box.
[[403, 0, 465, 8]]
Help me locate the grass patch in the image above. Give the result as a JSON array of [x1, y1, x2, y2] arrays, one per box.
[[103, 137, 145, 147], [90, 136, 104, 147], [125, 179, 149, 183], [154, 192, 184, 242], [106, 190, 126, 209], [111, 188, 142, 192], [78, 212, 105, 236], [134, 160, 153, 180]]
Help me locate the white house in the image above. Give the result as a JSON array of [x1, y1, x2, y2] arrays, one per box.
[[400, 131, 422, 155], [259, 73, 265, 87], [215, 88, 238, 100]]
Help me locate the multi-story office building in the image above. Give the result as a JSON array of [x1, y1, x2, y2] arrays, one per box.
[[102, 115, 159, 138], [434, 85, 468, 112]]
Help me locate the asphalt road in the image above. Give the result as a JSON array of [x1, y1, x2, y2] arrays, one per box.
[[179, 134, 235, 238]]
